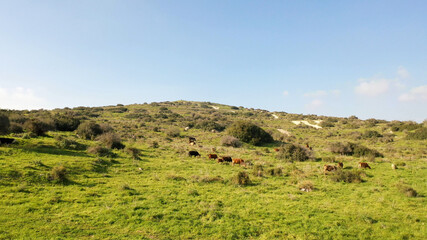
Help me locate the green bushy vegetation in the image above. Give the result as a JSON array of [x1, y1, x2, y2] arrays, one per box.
[[406, 127, 427, 140], [0, 101, 425, 239], [76, 121, 103, 140], [0, 114, 10, 134], [226, 121, 273, 145]]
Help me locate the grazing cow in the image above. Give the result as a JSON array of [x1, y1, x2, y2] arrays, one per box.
[[337, 162, 343, 168], [391, 164, 397, 170], [358, 162, 371, 169], [217, 158, 224, 163], [0, 138, 15, 145], [222, 156, 232, 162], [190, 142, 196, 146], [274, 148, 280, 152], [188, 151, 201, 157], [324, 165, 337, 173], [208, 154, 218, 160], [305, 143, 310, 149], [232, 158, 244, 166], [184, 127, 190, 131], [188, 137, 196, 144]]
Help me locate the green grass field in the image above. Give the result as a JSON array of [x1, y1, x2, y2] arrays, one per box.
[[0, 101, 426, 239]]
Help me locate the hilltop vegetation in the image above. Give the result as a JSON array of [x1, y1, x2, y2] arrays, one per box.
[[0, 101, 426, 239]]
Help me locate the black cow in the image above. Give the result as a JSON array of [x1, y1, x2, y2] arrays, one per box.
[[189, 137, 196, 143], [0, 138, 15, 145], [188, 151, 201, 157], [222, 156, 232, 162]]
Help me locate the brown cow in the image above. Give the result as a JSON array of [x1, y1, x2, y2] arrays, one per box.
[[232, 158, 244, 166], [359, 162, 371, 169], [324, 165, 337, 173], [222, 156, 232, 162], [217, 158, 224, 163], [274, 148, 280, 152], [337, 162, 343, 168], [208, 154, 218, 160]]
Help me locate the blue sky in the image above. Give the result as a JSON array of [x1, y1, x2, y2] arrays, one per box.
[[0, 1, 426, 121]]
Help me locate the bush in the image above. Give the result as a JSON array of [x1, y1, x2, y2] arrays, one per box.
[[87, 145, 115, 157], [55, 137, 86, 150], [76, 121, 103, 140], [397, 184, 418, 197], [362, 130, 383, 139], [9, 123, 23, 133], [276, 143, 311, 162], [298, 180, 314, 192], [329, 142, 383, 157], [406, 128, 427, 140], [54, 114, 81, 131], [267, 167, 283, 176], [98, 132, 125, 149], [165, 127, 180, 138], [125, 147, 141, 160], [0, 114, 10, 134], [226, 121, 273, 146], [252, 165, 264, 177], [221, 135, 242, 148], [23, 119, 50, 136], [195, 120, 225, 132], [232, 171, 251, 186], [50, 166, 67, 182], [330, 169, 363, 183]]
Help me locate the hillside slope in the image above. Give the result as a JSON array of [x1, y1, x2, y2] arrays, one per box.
[[0, 101, 426, 239]]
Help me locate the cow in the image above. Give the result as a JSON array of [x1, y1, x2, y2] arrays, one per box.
[[184, 127, 190, 131], [222, 156, 232, 162], [190, 142, 196, 146], [274, 148, 280, 152], [337, 162, 343, 168], [0, 138, 15, 145], [305, 143, 310, 149], [188, 151, 201, 157], [217, 158, 224, 163], [391, 164, 397, 170], [232, 158, 244, 166], [324, 165, 337, 173], [189, 137, 196, 144], [359, 162, 371, 169], [208, 154, 218, 160]]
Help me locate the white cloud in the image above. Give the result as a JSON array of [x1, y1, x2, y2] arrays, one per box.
[[307, 99, 323, 108], [398, 85, 427, 102], [397, 66, 410, 79], [303, 90, 327, 98], [331, 89, 341, 96], [283, 90, 289, 96], [355, 78, 390, 97], [0, 87, 47, 110]]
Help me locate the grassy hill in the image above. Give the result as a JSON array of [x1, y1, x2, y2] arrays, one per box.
[[0, 101, 426, 239]]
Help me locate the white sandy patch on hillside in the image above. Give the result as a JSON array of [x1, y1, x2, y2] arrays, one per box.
[[272, 114, 279, 119], [292, 120, 322, 129], [277, 129, 291, 136], [211, 106, 219, 110]]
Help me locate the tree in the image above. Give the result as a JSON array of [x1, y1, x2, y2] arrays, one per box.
[[226, 121, 273, 146], [0, 114, 10, 134]]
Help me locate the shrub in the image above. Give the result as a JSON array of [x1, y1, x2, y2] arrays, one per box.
[[0, 114, 10, 134], [362, 130, 383, 139], [55, 137, 86, 150], [195, 120, 225, 132], [23, 119, 49, 136], [76, 121, 103, 140], [298, 180, 314, 192], [9, 123, 23, 133], [406, 127, 427, 140], [125, 147, 141, 160], [267, 167, 283, 176], [330, 169, 363, 183], [221, 135, 242, 148], [87, 145, 115, 157], [98, 132, 125, 149], [165, 127, 180, 138], [397, 184, 418, 197], [276, 143, 311, 162], [232, 171, 251, 186], [329, 142, 383, 157], [54, 114, 81, 131], [151, 141, 159, 148], [226, 121, 273, 146], [252, 165, 264, 177], [50, 166, 67, 182]]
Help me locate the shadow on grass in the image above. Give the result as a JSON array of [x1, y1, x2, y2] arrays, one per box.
[[19, 145, 91, 158]]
